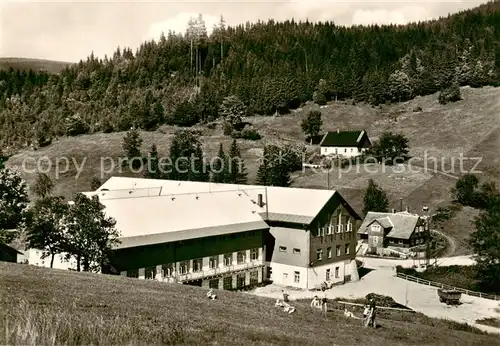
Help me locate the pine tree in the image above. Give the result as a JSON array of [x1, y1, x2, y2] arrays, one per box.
[[144, 144, 165, 179], [363, 179, 389, 215], [32, 172, 54, 199], [122, 127, 143, 169], [211, 142, 227, 183], [227, 139, 247, 184]]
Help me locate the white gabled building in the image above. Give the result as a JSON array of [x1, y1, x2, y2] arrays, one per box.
[[319, 130, 372, 157]]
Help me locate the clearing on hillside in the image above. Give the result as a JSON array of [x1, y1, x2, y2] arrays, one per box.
[[0, 262, 498, 345]]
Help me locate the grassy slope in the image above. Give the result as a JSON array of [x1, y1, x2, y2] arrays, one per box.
[[5, 87, 500, 255], [0, 57, 73, 73], [0, 262, 498, 345]]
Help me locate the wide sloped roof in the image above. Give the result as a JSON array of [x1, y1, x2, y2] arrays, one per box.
[[319, 130, 366, 147], [89, 176, 338, 224], [358, 211, 420, 239], [94, 190, 268, 249]]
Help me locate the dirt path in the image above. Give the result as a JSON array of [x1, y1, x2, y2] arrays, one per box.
[[431, 229, 457, 257]]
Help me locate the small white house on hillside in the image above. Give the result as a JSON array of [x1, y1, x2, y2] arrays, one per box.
[[319, 130, 372, 157]]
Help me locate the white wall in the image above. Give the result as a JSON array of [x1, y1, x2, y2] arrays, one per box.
[[307, 261, 345, 289], [267, 262, 309, 289], [24, 248, 79, 271], [321, 146, 366, 157]]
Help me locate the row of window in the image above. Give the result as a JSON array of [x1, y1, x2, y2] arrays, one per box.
[[209, 271, 259, 290], [173, 231, 257, 248], [317, 223, 353, 236], [316, 244, 350, 261], [288, 267, 340, 284], [126, 249, 259, 278], [326, 148, 360, 154]]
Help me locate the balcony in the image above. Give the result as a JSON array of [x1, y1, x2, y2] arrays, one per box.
[[163, 261, 264, 283]]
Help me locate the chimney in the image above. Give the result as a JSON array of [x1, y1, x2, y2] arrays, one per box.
[[337, 129, 340, 133], [257, 193, 263, 207], [391, 209, 396, 213]]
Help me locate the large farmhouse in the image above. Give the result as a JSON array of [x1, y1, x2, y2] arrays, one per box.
[[319, 130, 371, 157], [83, 177, 362, 290], [357, 210, 430, 256]]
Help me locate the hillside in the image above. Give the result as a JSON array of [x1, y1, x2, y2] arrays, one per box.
[[6, 86, 499, 256], [1, 1, 500, 150], [0, 57, 72, 74], [1, 262, 498, 345]]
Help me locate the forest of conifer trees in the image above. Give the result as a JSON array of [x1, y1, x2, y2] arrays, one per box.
[[1, 1, 500, 151]]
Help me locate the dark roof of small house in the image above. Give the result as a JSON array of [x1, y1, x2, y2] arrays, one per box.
[[319, 130, 368, 147], [358, 211, 420, 239], [0, 243, 22, 262]]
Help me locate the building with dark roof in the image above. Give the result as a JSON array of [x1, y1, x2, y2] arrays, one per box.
[[319, 130, 371, 157], [357, 210, 430, 256]]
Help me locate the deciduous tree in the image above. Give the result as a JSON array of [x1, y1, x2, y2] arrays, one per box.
[[25, 196, 68, 268], [301, 110, 323, 143], [62, 193, 120, 272], [363, 179, 389, 215], [0, 167, 29, 244]]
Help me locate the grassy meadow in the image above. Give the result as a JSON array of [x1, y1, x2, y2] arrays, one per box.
[[1, 262, 499, 345]]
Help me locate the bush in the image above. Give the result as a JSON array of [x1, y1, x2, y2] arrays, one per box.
[[240, 125, 261, 140], [438, 84, 461, 105], [312, 91, 327, 105], [206, 122, 217, 130], [223, 121, 233, 136]]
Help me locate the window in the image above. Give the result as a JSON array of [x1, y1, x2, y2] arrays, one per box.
[[326, 269, 331, 281], [316, 249, 323, 261], [250, 271, 259, 285], [223, 276, 233, 290], [399, 240, 404, 245], [351, 148, 353, 153], [294, 271, 300, 283], [345, 244, 350, 255], [209, 256, 218, 269], [346, 217, 352, 231], [224, 253, 232, 266], [162, 264, 173, 277], [335, 267, 339, 278], [326, 225, 333, 235], [338, 224, 344, 232], [371, 224, 381, 232], [293, 248, 301, 255], [336, 245, 341, 257], [237, 273, 246, 288], [251, 248, 259, 261], [193, 259, 202, 272], [344, 148, 347, 153], [209, 279, 219, 289], [279, 246, 287, 252], [327, 247, 332, 259], [179, 261, 189, 274], [319, 226, 326, 236], [237, 251, 246, 264]]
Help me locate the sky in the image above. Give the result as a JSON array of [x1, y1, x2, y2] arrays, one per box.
[[0, 0, 489, 63]]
